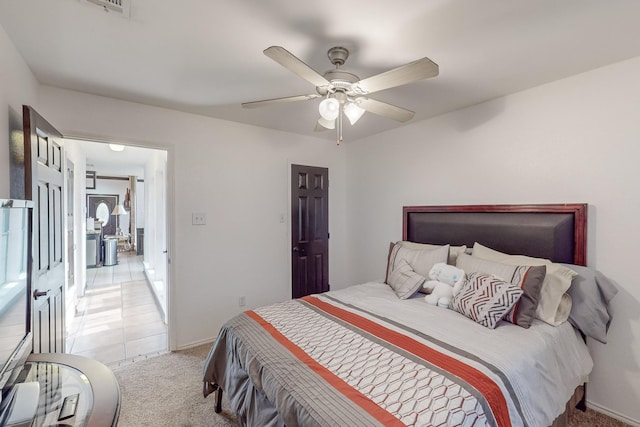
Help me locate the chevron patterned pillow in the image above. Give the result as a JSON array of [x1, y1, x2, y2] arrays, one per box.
[[451, 272, 524, 329]]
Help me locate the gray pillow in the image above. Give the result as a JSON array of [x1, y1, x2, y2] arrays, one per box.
[[395, 241, 467, 265], [388, 258, 426, 299], [386, 242, 450, 294], [457, 253, 546, 329], [561, 264, 618, 343]]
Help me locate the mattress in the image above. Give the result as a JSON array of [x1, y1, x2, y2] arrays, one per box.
[[203, 282, 593, 426]]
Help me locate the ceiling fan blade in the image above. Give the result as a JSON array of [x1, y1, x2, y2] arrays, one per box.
[[357, 98, 415, 122], [242, 94, 321, 109], [355, 57, 438, 94], [264, 46, 330, 87]]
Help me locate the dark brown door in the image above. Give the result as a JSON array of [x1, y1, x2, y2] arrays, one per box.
[[291, 164, 329, 298], [87, 194, 118, 236], [24, 106, 65, 353]]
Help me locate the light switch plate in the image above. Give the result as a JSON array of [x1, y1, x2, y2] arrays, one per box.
[[192, 213, 206, 225]]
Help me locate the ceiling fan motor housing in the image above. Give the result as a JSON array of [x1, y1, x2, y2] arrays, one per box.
[[316, 47, 359, 96], [317, 69, 360, 96]]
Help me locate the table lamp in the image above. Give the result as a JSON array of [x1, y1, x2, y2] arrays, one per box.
[[111, 203, 128, 235]]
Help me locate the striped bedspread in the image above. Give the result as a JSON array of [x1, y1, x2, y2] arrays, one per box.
[[203, 282, 592, 427]]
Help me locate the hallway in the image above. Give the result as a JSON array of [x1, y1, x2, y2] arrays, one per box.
[[67, 251, 168, 367]]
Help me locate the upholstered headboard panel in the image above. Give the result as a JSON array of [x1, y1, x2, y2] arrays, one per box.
[[402, 204, 587, 266]]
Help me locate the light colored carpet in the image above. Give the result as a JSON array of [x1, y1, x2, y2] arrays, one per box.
[[112, 344, 238, 426], [112, 343, 631, 426], [568, 408, 633, 427]]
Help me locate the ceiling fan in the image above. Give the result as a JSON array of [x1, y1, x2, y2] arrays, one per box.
[[242, 46, 439, 144]]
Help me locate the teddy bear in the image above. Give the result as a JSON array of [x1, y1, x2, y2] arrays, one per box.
[[423, 262, 465, 308]]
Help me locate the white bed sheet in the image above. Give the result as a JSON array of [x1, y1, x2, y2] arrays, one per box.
[[317, 282, 593, 427]]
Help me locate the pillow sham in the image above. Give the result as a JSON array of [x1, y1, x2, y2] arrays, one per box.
[[388, 258, 426, 299], [561, 263, 619, 343], [395, 241, 467, 265], [386, 243, 449, 293], [471, 242, 577, 326], [451, 272, 524, 329], [456, 253, 546, 328]]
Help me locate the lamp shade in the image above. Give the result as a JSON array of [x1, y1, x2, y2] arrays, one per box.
[[318, 98, 340, 121], [317, 117, 335, 129], [344, 102, 365, 125], [111, 204, 128, 215]]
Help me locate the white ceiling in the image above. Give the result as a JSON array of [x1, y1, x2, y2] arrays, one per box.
[[2, 0, 640, 143], [70, 139, 162, 177]]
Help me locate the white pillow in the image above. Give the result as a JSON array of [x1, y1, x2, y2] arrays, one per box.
[[471, 242, 577, 326], [388, 258, 426, 299]]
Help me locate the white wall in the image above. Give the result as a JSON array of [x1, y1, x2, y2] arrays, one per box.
[[345, 56, 640, 424], [0, 25, 39, 197], [37, 86, 349, 350]]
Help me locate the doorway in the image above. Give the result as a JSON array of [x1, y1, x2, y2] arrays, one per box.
[[64, 139, 170, 366]]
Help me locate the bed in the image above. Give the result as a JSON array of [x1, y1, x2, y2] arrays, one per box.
[[203, 203, 616, 427]]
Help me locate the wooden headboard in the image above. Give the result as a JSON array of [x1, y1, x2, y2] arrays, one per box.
[[402, 204, 587, 266]]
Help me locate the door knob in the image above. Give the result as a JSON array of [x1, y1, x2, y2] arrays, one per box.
[[292, 247, 299, 252], [33, 289, 50, 299]]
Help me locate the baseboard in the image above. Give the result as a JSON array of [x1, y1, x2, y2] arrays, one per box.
[[175, 338, 215, 351], [587, 400, 640, 426], [143, 267, 167, 322]]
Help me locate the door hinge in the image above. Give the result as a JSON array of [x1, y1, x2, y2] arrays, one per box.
[[328, 233, 330, 239]]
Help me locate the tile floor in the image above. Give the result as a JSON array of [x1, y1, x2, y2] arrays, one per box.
[[66, 250, 168, 367]]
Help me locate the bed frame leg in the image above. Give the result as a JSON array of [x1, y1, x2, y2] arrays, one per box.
[[576, 383, 587, 412], [215, 387, 223, 413]]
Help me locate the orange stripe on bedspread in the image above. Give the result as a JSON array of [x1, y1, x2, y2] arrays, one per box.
[[245, 310, 405, 427], [302, 296, 513, 427]]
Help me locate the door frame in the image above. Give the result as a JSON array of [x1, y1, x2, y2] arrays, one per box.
[[63, 132, 176, 351], [65, 160, 77, 329], [287, 161, 330, 299]]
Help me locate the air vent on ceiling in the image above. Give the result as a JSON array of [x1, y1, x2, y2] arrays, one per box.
[[85, 0, 130, 17]]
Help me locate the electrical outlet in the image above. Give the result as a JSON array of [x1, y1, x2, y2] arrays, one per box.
[[239, 296, 246, 307], [192, 213, 206, 225]]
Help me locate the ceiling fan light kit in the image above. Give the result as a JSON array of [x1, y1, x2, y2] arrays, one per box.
[[242, 45, 438, 144], [317, 117, 335, 130], [319, 97, 340, 121], [343, 101, 365, 125]]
